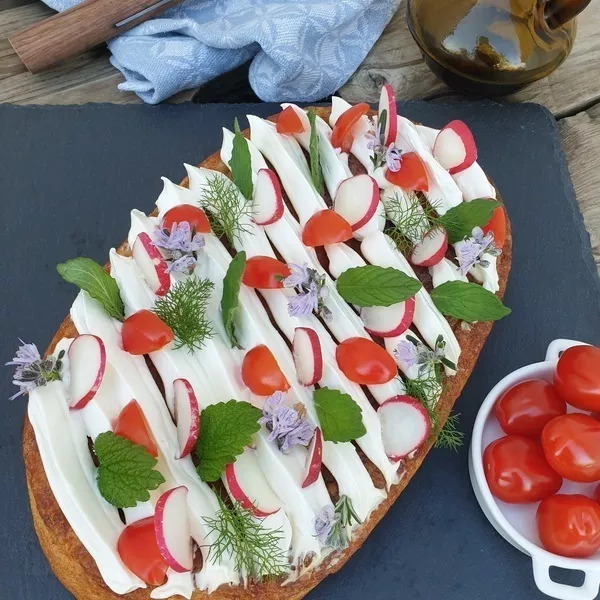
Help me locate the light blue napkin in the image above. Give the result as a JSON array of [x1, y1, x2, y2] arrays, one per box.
[[42, 0, 400, 104]]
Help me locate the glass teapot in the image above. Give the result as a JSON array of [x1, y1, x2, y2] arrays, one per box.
[[407, 0, 592, 95]]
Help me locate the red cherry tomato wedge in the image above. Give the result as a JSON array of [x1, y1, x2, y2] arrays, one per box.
[[482, 205, 506, 249], [331, 103, 370, 152], [335, 337, 397, 385], [118, 517, 168, 585], [537, 494, 600, 558], [242, 256, 291, 289], [494, 379, 566, 437], [161, 204, 211, 234], [242, 345, 290, 396], [554, 345, 600, 411], [541, 413, 600, 482], [276, 106, 304, 134], [301, 210, 353, 247], [483, 435, 562, 503], [384, 152, 429, 192], [122, 310, 174, 355], [114, 400, 158, 457]]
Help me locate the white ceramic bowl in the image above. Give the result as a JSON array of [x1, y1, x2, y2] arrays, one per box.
[[469, 339, 600, 600]]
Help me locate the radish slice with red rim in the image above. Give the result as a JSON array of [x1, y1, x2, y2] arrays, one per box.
[[361, 297, 416, 338], [253, 168, 284, 226], [293, 327, 323, 386], [173, 378, 200, 458], [132, 232, 170, 296], [302, 427, 322, 488], [68, 334, 106, 409], [432, 120, 477, 175], [410, 227, 448, 267], [378, 83, 397, 146], [333, 174, 380, 232]]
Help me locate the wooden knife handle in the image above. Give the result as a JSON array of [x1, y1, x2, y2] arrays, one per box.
[[9, 0, 182, 74]]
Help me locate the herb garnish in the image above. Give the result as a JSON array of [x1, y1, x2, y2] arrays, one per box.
[[314, 495, 362, 550], [201, 174, 254, 245], [57, 257, 124, 321], [195, 400, 262, 482], [438, 198, 501, 244], [204, 496, 289, 580], [307, 109, 324, 195], [230, 118, 253, 201], [94, 431, 165, 508], [395, 334, 457, 374], [153, 276, 214, 352], [434, 412, 465, 451], [313, 387, 366, 443], [221, 251, 246, 349]]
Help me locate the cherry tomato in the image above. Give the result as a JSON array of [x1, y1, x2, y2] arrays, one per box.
[[384, 152, 429, 192], [242, 345, 290, 396], [122, 310, 174, 355], [301, 210, 353, 247], [117, 517, 168, 585], [335, 337, 397, 385], [494, 379, 566, 437], [331, 103, 370, 152], [541, 413, 600, 482], [242, 256, 291, 289], [114, 400, 158, 457], [161, 204, 211, 234], [554, 345, 600, 411], [537, 494, 600, 558], [482, 205, 506, 249], [276, 106, 304, 134], [483, 435, 562, 503], [594, 484, 600, 503]]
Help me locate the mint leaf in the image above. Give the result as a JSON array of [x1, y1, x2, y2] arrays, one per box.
[[307, 109, 324, 195], [230, 118, 253, 201], [438, 198, 501, 243], [430, 280, 511, 322], [57, 257, 124, 321], [94, 431, 165, 508], [314, 387, 366, 443], [196, 400, 262, 482], [336, 265, 422, 307], [221, 251, 246, 349]]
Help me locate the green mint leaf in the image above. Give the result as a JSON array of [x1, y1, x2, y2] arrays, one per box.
[[230, 117, 253, 201], [221, 251, 246, 349], [94, 431, 165, 508], [430, 280, 511, 322], [57, 257, 124, 321], [307, 109, 324, 195], [314, 387, 366, 443], [336, 265, 422, 307], [438, 198, 501, 243], [195, 400, 262, 482]]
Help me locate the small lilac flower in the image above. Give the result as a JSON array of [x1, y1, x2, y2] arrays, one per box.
[[282, 263, 310, 289], [283, 263, 330, 321], [365, 131, 382, 153], [287, 283, 319, 317], [153, 221, 205, 274], [259, 391, 314, 453], [456, 226, 501, 275], [385, 145, 403, 172], [394, 340, 419, 368], [314, 505, 338, 545]]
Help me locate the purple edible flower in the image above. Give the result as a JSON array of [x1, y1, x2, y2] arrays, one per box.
[[282, 263, 310, 289], [287, 282, 319, 317], [394, 340, 419, 368], [153, 221, 205, 274], [259, 391, 314, 453], [283, 263, 330, 321], [314, 505, 338, 545], [365, 131, 382, 154], [385, 145, 403, 172], [456, 226, 501, 275]]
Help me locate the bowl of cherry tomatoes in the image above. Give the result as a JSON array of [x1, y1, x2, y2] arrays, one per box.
[[470, 339, 600, 600]]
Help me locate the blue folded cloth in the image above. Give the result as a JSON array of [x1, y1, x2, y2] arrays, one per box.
[[42, 0, 399, 104]]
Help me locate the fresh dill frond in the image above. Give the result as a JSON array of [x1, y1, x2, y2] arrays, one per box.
[[153, 276, 214, 352], [203, 496, 289, 581], [200, 173, 254, 245], [403, 367, 444, 430], [434, 412, 465, 451]]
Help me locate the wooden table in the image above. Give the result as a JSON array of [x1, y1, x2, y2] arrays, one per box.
[[1, 0, 598, 272]]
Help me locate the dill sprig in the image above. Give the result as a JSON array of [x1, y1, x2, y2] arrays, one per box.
[[203, 496, 289, 581], [200, 173, 254, 245], [434, 412, 465, 451], [327, 495, 362, 550], [153, 276, 214, 352]]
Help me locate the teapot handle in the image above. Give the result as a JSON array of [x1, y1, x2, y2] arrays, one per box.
[[544, 0, 592, 29]]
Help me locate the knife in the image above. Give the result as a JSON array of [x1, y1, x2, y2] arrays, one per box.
[[9, 0, 183, 74]]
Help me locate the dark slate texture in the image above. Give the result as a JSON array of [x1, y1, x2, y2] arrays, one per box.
[[0, 101, 599, 600]]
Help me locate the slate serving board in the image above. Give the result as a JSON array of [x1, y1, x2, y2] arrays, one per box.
[[1, 101, 599, 600]]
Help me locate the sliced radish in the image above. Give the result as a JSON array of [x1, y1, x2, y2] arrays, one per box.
[[378, 395, 431, 460], [173, 378, 200, 459], [410, 228, 448, 267], [378, 83, 397, 146], [68, 334, 106, 409], [132, 232, 170, 296], [224, 447, 282, 518], [432, 120, 477, 175], [253, 168, 284, 226], [361, 297, 416, 338], [302, 427, 323, 488], [292, 327, 323, 386], [333, 174, 380, 232], [154, 486, 193, 573]]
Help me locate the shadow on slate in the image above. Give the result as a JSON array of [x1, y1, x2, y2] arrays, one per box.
[[0, 100, 599, 600]]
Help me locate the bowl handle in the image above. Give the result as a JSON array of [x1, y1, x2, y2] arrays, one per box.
[[533, 556, 600, 600], [545, 339, 587, 363]]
